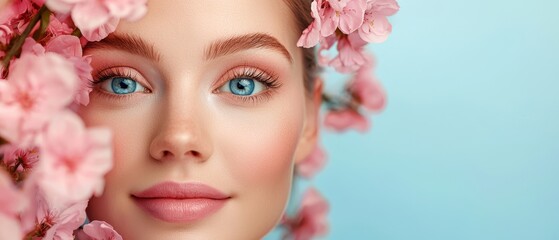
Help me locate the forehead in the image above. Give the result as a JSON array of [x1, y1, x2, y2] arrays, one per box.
[[112, 0, 300, 66]]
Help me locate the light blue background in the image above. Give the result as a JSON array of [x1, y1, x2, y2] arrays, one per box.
[[267, 0, 559, 239]]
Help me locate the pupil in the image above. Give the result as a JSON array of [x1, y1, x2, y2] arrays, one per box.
[[119, 81, 129, 89], [236, 81, 246, 90]]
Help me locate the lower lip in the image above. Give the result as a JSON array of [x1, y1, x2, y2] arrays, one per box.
[[133, 197, 227, 223]]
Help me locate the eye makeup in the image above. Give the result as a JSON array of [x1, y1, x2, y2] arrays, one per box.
[[212, 65, 282, 105], [89, 67, 152, 102], [88, 59, 283, 106]]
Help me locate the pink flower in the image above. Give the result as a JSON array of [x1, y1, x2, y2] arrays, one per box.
[[327, 0, 350, 11], [316, 35, 338, 66], [296, 144, 327, 179], [328, 32, 367, 73], [46, 0, 147, 41], [70, 55, 93, 105], [349, 59, 386, 112], [21, 37, 92, 105], [36, 111, 112, 203], [358, 0, 400, 43], [44, 15, 74, 40], [282, 188, 329, 240], [0, 50, 78, 146], [20, 181, 87, 240], [0, 0, 34, 25], [76, 221, 123, 240], [70, 0, 117, 41], [45, 35, 94, 105], [297, 0, 322, 48], [43, 0, 76, 14], [78, 16, 119, 42], [21, 36, 46, 55], [0, 0, 45, 40], [42, 200, 88, 240], [0, 24, 13, 47], [0, 144, 40, 171], [104, 0, 147, 21], [320, 0, 367, 36], [324, 108, 369, 132], [0, 170, 26, 240], [45, 34, 83, 58]]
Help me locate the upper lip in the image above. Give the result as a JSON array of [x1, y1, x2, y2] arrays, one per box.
[[132, 182, 229, 199]]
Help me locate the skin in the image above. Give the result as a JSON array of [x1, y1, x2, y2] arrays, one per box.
[[78, 0, 322, 239]]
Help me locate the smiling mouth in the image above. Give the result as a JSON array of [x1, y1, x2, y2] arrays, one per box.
[[131, 182, 230, 223]]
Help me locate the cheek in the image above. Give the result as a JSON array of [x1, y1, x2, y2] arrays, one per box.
[[79, 103, 153, 177], [223, 109, 302, 180], [217, 104, 304, 190], [212, 99, 305, 237]]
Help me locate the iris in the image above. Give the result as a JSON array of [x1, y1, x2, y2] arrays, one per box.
[[229, 78, 255, 96], [111, 77, 138, 94]]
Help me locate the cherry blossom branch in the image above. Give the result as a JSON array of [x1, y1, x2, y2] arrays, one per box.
[[1, 5, 49, 68], [32, 7, 51, 40]]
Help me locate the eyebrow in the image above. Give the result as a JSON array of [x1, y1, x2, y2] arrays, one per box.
[[84, 32, 293, 64], [204, 33, 293, 63], [84, 33, 161, 62]]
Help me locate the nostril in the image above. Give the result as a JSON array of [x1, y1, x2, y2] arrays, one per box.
[[159, 150, 202, 160], [190, 151, 201, 158], [162, 150, 173, 158]]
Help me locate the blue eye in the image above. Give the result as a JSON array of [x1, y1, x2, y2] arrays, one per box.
[[220, 78, 265, 96], [100, 77, 146, 95]]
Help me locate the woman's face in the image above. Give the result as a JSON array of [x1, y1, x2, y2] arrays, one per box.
[[78, 0, 319, 239]]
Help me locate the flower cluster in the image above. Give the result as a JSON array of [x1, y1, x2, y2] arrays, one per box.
[[0, 0, 146, 239], [45, 0, 146, 41], [287, 0, 399, 239], [298, 0, 399, 133]]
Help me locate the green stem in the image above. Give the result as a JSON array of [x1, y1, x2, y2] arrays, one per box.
[[33, 7, 51, 40], [1, 5, 49, 68]]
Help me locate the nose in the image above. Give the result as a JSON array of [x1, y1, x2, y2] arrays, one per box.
[[149, 101, 212, 163]]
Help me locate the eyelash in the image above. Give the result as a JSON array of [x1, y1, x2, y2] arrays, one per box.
[[216, 66, 282, 104], [91, 68, 137, 86], [90, 66, 282, 104], [90, 67, 148, 102]]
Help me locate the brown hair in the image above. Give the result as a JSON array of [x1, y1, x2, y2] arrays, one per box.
[[283, 0, 319, 94]]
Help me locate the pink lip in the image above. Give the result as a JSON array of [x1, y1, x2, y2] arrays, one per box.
[[131, 182, 230, 223]]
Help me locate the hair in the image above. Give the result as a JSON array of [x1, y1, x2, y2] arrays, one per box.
[[284, 0, 318, 94]]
